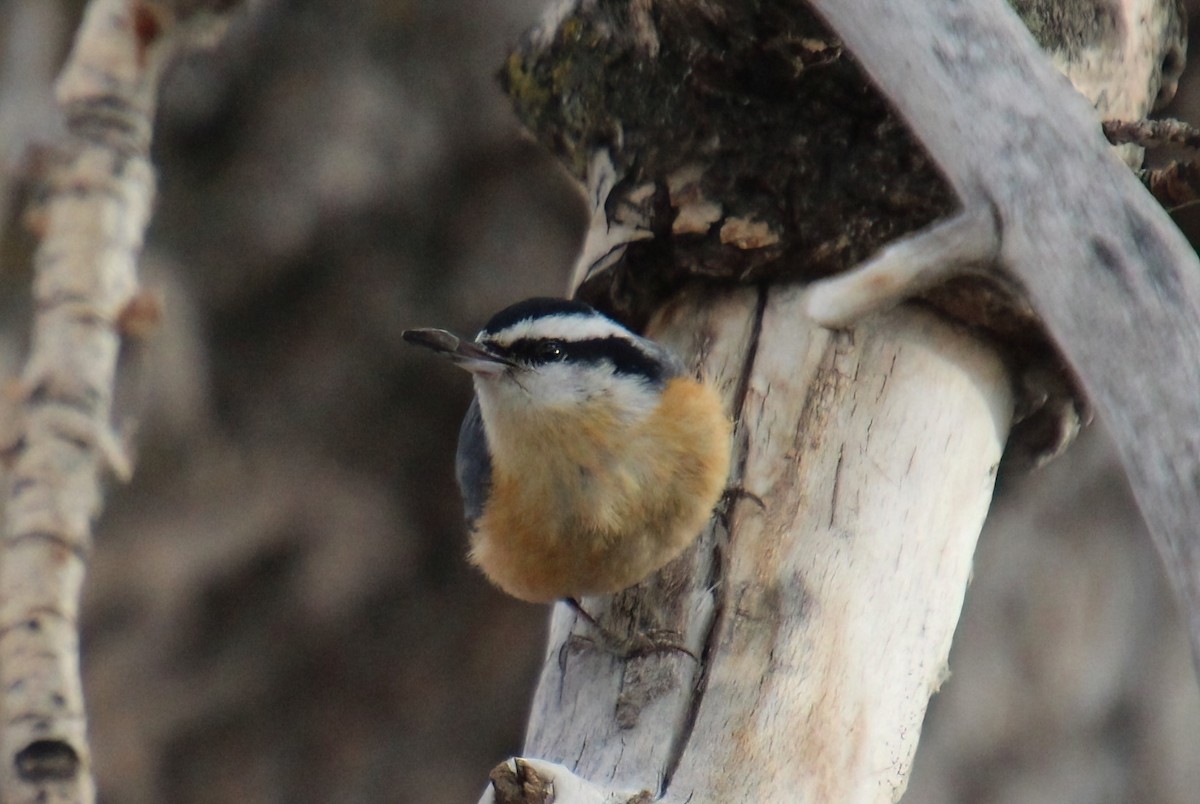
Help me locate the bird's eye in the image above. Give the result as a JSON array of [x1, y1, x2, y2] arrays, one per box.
[[537, 340, 566, 362]]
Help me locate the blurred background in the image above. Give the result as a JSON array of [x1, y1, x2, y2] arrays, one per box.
[[1, 1, 1199, 802]]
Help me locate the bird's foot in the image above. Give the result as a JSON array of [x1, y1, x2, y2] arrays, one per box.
[[564, 597, 696, 661]]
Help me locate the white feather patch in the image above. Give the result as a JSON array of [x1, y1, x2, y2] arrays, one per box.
[[480, 314, 632, 348]]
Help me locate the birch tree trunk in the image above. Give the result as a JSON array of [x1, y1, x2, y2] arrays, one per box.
[[0, 3, 242, 802], [480, 0, 1186, 801]]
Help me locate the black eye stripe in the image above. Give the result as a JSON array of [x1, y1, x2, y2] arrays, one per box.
[[498, 337, 668, 383]]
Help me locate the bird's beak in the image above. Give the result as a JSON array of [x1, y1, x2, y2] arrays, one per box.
[[403, 328, 517, 375]]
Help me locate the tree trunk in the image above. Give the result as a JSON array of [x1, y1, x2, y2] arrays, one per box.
[[517, 288, 1010, 802], [481, 0, 1187, 801]]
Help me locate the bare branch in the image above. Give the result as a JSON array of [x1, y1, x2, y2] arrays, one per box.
[[0, 2, 244, 801], [806, 0, 1200, 672], [1104, 117, 1200, 150], [805, 206, 1000, 328]]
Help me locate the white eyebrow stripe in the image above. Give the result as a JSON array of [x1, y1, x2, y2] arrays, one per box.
[[480, 314, 631, 346]]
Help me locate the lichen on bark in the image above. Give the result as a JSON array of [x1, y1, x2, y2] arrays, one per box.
[[501, 0, 954, 324], [500, 0, 1185, 467]]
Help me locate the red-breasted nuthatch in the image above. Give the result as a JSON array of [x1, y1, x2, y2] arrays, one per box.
[[404, 298, 732, 603]]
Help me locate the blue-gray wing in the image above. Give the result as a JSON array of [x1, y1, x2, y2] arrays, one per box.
[[455, 397, 491, 526], [632, 333, 686, 384]]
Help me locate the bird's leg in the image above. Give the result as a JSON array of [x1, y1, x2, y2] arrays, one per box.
[[707, 485, 765, 536], [719, 485, 764, 512]]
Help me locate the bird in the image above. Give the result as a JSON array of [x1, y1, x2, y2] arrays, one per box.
[[404, 297, 732, 604]]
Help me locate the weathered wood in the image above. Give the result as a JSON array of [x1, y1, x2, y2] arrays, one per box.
[[479, 1, 1186, 801], [501, 1, 956, 325], [503, 0, 1181, 472], [807, 0, 1200, 674], [499, 287, 1011, 802]]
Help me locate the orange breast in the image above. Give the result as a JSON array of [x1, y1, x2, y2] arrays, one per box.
[[469, 377, 732, 602]]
